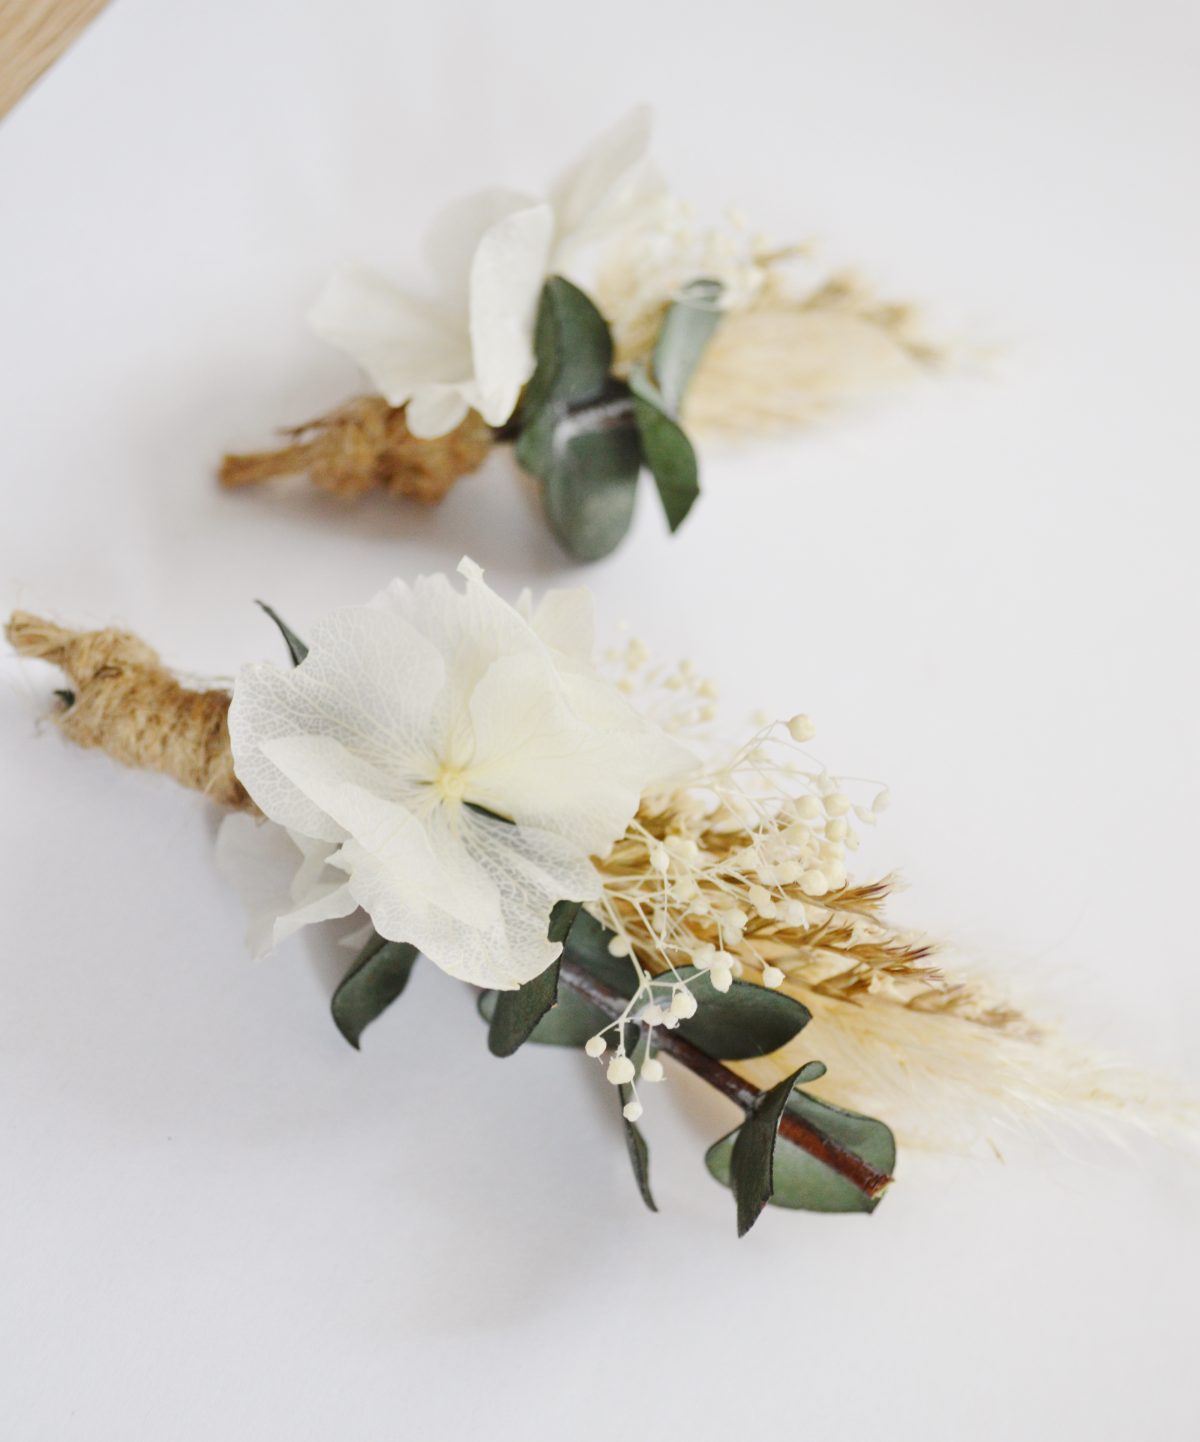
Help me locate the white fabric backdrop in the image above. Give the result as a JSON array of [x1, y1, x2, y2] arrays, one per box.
[[1, 0, 1197, 1436]]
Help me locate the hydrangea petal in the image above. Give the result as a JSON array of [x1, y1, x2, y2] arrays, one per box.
[[216, 814, 357, 959], [468, 201, 555, 425], [308, 266, 471, 410]]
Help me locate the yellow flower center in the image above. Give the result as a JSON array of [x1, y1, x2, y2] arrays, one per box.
[[434, 764, 468, 803]]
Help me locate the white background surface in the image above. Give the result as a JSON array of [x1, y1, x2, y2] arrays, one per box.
[[2, 0, 1198, 1436]]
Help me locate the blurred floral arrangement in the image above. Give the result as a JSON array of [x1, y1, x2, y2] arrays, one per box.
[[221, 109, 935, 561], [8, 563, 1189, 1233]]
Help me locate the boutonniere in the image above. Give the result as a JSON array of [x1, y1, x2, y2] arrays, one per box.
[[8, 564, 1184, 1233], [221, 109, 935, 561]]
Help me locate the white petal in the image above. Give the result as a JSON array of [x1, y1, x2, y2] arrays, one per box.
[[468, 202, 555, 425], [422, 188, 542, 305], [465, 650, 692, 856], [228, 606, 447, 840], [308, 266, 471, 408], [528, 586, 596, 661], [405, 384, 472, 438], [549, 106, 666, 264], [215, 814, 357, 959], [345, 807, 599, 989]]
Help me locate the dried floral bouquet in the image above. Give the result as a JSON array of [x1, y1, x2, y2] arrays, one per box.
[[221, 109, 935, 561], [6, 563, 1183, 1233]]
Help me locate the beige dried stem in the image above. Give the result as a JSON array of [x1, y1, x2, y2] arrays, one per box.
[[219, 397, 493, 502], [5, 612, 253, 811]]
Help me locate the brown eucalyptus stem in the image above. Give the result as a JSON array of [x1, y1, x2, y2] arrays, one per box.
[[558, 956, 893, 1202]]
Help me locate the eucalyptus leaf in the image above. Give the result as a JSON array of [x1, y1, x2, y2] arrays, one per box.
[[541, 412, 642, 561], [478, 980, 609, 1048], [487, 959, 561, 1057], [652, 278, 723, 413], [629, 368, 700, 533], [255, 600, 309, 666], [728, 1064, 809, 1236], [331, 932, 418, 1049], [547, 899, 583, 945], [706, 1073, 895, 1228], [667, 965, 810, 1060], [520, 276, 614, 419], [621, 1111, 656, 1211], [559, 910, 638, 997]]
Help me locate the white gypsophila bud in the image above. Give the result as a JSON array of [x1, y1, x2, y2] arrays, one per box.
[[782, 899, 809, 926], [823, 861, 847, 891], [787, 714, 816, 743], [774, 860, 802, 884], [794, 796, 821, 821], [641, 1058, 665, 1083], [824, 792, 851, 817], [650, 845, 671, 874], [693, 942, 717, 970], [670, 987, 698, 1019], [585, 1035, 607, 1059], [607, 933, 632, 957], [762, 965, 785, 989], [825, 818, 848, 842], [872, 789, 891, 813], [710, 964, 734, 994], [642, 1003, 667, 1027], [622, 1100, 644, 1122], [607, 1055, 636, 1085], [800, 867, 829, 896]]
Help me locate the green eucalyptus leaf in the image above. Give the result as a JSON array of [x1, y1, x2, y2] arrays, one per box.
[[256, 600, 309, 666], [728, 1064, 808, 1236], [652, 278, 723, 413], [521, 276, 614, 418], [477, 980, 609, 1048], [542, 413, 642, 561], [559, 910, 638, 998], [621, 1113, 656, 1211], [706, 1074, 895, 1228], [547, 900, 583, 944], [629, 367, 700, 533], [487, 959, 561, 1058], [667, 965, 810, 1060], [331, 932, 418, 1049], [616, 1031, 655, 1210]]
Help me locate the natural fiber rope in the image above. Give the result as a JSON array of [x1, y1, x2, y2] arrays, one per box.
[[6, 612, 254, 811], [219, 397, 493, 502]]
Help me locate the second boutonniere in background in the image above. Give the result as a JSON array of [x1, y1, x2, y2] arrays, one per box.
[[220, 108, 938, 561]]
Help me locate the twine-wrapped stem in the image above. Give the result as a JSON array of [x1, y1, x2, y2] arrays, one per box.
[[219, 397, 494, 502], [5, 612, 254, 811]]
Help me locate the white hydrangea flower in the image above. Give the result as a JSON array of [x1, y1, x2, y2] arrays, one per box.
[[308, 107, 664, 438], [226, 559, 694, 989]]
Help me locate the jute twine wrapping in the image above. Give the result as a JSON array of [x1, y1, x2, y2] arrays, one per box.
[[6, 612, 253, 811], [219, 397, 493, 502]]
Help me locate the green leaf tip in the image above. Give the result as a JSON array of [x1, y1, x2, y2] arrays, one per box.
[[255, 600, 309, 666], [706, 1067, 896, 1234], [487, 959, 561, 1058], [331, 932, 419, 1049]]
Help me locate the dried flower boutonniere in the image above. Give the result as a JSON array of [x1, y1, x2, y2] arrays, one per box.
[[221, 109, 936, 561], [8, 563, 1185, 1233]]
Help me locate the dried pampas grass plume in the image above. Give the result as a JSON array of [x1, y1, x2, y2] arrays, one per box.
[[593, 207, 939, 435]]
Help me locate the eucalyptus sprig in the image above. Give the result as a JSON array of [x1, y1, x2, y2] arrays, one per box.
[[511, 276, 722, 560]]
